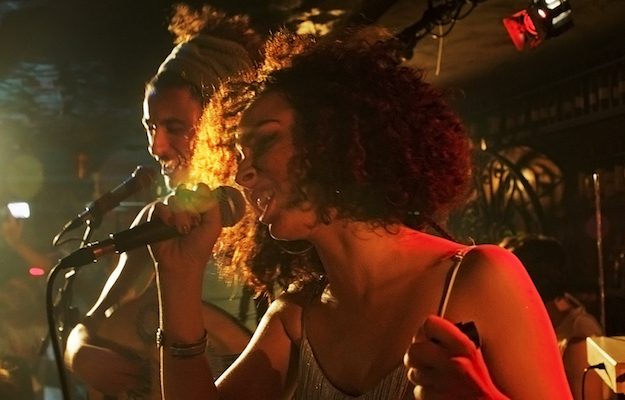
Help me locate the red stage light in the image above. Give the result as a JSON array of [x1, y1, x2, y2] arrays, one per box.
[[504, 0, 573, 51], [503, 10, 541, 51]]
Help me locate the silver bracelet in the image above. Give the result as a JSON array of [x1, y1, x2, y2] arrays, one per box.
[[156, 328, 208, 359]]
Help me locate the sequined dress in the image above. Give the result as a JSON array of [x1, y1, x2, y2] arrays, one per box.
[[293, 247, 474, 399]]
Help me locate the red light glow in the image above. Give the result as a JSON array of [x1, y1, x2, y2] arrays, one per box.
[[503, 10, 539, 51], [29, 267, 45, 276], [523, 13, 537, 35]]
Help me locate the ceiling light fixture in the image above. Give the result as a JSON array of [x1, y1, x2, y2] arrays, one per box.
[[395, 0, 486, 60], [503, 0, 574, 51]]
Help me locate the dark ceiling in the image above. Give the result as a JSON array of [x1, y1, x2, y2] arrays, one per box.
[[3, 0, 623, 102], [398, 0, 625, 105], [0, 0, 623, 244], [2, 0, 623, 115]]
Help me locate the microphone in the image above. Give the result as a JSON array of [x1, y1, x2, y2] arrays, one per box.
[[59, 186, 246, 268], [61, 166, 157, 234]]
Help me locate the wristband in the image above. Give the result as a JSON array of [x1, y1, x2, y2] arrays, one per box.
[[156, 328, 208, 359]]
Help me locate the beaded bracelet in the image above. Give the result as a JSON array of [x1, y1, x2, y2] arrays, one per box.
[[156, 328, 208, 359]]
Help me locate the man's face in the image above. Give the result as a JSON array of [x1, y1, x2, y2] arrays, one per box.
[[142, 86, 203, 190]]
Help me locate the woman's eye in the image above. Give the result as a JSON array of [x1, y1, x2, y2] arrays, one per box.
[[237, 132, 278, 161], [253, 135, 278, 157]]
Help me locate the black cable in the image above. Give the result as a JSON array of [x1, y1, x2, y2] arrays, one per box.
[[395, 0, 485, 59], [430, 1, 479, 38], [582, 363, 605, 400], [455, 0, 480, 20], [45, 260, 75, 400]]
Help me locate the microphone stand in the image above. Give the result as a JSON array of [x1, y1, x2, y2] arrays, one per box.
[[46, 217, 102, 400]]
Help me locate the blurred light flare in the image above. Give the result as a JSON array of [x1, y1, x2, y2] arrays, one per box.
[[7, 201, 30, 219]]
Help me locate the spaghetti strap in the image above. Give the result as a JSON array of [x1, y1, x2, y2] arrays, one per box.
[[437, 246, 475, 318]]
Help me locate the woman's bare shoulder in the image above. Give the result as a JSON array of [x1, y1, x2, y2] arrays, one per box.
[[461, 243, 529, 279], [265, 282, 320, 345], [452, 243, 543, 315]]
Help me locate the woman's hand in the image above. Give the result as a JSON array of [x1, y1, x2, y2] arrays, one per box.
[[404, 315, 508, 400], [148, 183, 224, 276]]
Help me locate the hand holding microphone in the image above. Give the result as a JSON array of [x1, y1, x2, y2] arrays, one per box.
[[59, 184, 246, 269], [148, 183, 246, 280]]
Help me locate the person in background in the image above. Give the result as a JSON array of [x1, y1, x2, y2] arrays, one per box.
[[64, 4, 262, 398], [0, 356, 35, 400], [0, 204, 52, 399], [1, 205, 53, 279], [149, 27, 573, 399], [502, 235, 609, 400]]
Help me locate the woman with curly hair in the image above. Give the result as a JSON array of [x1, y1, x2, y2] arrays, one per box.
[[150, 27, 573, 400]]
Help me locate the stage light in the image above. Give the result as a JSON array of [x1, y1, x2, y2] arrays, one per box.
[[503, 0, 573, 51], [503, 10, 539, 51]]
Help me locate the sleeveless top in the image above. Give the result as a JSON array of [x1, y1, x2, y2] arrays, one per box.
[[293, 247, 474, 400]]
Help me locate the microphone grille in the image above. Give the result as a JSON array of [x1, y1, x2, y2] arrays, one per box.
[[214, 186, 246, 227]]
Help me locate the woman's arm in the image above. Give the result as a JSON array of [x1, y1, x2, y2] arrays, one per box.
[[405, 244, 573, 400], [457, 245, 573, 399], [216, 294, 302, 400], [151, 184, 300, 400]]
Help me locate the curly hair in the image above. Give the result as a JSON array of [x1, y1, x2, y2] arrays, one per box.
[[192, 27, 473, 292]]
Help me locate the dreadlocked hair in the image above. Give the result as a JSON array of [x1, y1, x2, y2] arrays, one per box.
[[168, 3, 263, 64]]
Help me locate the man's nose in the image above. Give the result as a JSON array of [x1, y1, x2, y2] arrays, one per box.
[[148, 128, 170, 159]]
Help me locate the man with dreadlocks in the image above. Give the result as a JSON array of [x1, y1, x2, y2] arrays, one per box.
[[64, 5, 262, 398]]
